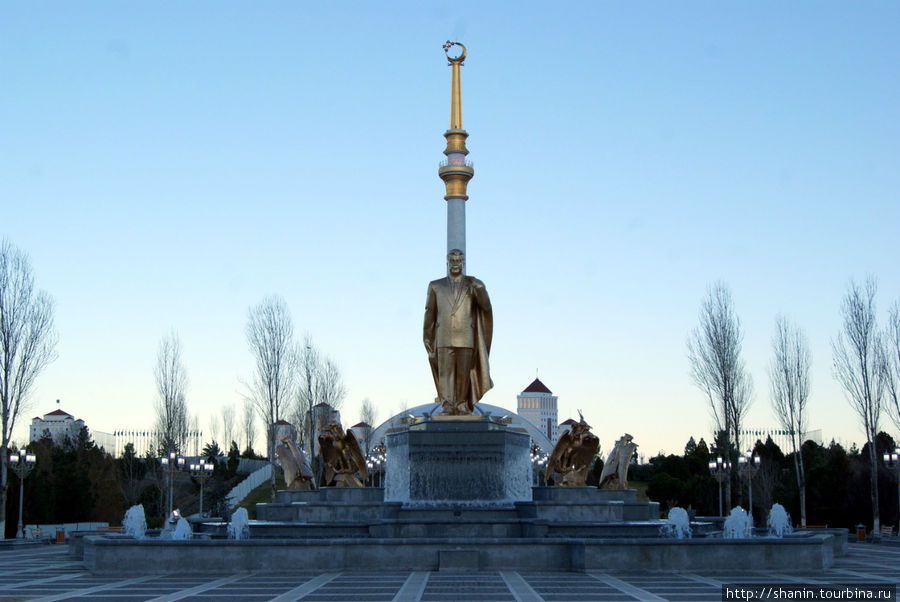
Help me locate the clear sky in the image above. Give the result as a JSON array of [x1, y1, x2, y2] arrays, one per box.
[[3, 2, 898, 457]]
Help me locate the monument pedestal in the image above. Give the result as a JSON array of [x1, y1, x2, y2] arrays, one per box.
[[385, 418, 531, 505]]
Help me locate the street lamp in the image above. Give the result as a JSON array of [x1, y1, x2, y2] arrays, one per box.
[[883, 447, 900, 531], [8, 448, 37, 539], [160, 451, 185, 518], [738, 451, 760, 521], [366, 444, 386, 488], [189, 462, 214, 517], [709, 456, 730, 517], [531, 446, 549, 486]]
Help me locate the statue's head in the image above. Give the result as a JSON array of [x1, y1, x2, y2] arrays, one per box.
[[447, 249, 465, 276]]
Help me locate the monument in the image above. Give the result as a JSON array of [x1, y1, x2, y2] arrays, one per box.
[[544, 411, 600, 486], [318, 423, 367, 487], [77, 42, 843, 574], [386, 40, 530, 505], [599, 433, 639, 490], [274, 437, 314, 490], [423, 41, 493, 417], [423, 249, 492, 416]]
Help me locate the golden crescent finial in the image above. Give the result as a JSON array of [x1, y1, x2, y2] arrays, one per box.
[[442, 40, 466, 64]]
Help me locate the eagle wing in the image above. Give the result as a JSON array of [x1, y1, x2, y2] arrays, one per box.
[[545, 430, 573, 481], [599, 439, 620, 483], [342, 430, 368, 481], [275, 441, 300, 486], [286, 438, 314, 479], [571, 432, 599, 470], [318, 434, 337, 485]]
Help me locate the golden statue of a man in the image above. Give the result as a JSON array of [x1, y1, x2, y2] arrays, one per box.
[[423, 249, 493, 415]]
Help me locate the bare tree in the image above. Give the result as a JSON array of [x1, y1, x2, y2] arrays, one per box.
[[0, 240, 57, 539], [207, 415, 221, 447], [241, 398, 256, 453], [245, 295, 296, 501], [359, 397, 377, 457], [687, 282, 753, 511], [769, 315, 811, 526], [883, 301, 900, 432], [153, 331, 190, 455], [294, 335, 347, 455], [833, 277, 885, 534], [222, 403, 236, 447]]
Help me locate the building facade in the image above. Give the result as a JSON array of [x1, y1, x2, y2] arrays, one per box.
[[516, 378, 559, 443], [306, 402, 342, 456], [29, 408, 85, 446]]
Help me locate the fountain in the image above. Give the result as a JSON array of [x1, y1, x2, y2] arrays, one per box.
[[723, 506, 753, 539], [227, 508, 249, 540], [660, 507, 691, 539], [75, 41, 842, 575], [77, 426, 840, 573], [767, 503, 793, 538], [122, 504, 146, 539], [384, 416, 532, 506], [172, 517, 192, 540]]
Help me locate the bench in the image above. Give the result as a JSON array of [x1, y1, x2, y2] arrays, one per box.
[[880, 525, 894, 537]]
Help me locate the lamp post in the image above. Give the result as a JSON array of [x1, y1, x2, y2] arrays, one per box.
[[531, 446, 549, 486], [8, 448, 37, 539], [160, 451, 185, 518], [709, 456, 729, 517], [738, 451, 760, 521], [366, 444, 386, 488], [189, 461, 214, 517], [883, 447, 900, 531]]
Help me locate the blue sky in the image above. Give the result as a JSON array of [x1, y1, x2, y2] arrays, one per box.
[[3, 2, 899, 456]]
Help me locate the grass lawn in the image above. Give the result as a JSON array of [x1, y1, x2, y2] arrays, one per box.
[[237, 471, 286, 519]]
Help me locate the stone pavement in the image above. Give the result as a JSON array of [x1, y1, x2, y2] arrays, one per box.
[[0, 542, 897, 601]]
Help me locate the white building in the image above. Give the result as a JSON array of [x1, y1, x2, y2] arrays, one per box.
[[349, 422, 374, 456], [306, 403, 342, 456], [30, 408, 85, 445], [557, 417, 577, 440], [516, 378, 559, 444], [274, 419, 298, 446]]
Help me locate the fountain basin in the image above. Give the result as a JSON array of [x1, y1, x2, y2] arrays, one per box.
[[81, 533, 836, 573], [385, 418, 531, 505]]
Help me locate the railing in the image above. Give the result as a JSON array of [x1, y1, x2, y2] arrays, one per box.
[[236, 458, 269, 473], [23, 522, 109, 539], [225, 463, 272, 510], [438, 160, 474, 169]]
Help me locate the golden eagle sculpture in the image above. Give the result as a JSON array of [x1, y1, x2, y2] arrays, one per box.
[[544, 410, 599, 486], [318, 423, 368, 487], [275, 436, 315, 490]]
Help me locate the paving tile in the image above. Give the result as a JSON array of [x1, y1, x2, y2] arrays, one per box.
[[1, 542, 899, 602]]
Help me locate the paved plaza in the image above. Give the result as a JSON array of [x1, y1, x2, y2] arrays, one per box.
[[0, 542, 897, 601]]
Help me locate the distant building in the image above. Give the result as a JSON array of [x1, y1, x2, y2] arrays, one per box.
[[112, 429, 203, 458], [30, 408, 85, 446], [516, 378, 559, 443], [557, 417, 578, 440], [740, 428, 823, 452], [274, 419, 297, 445], [306, 403, 341, 456], [349, 422, 374, 456]]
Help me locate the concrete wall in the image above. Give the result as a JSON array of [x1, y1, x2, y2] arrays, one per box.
[[83, 534, 836, 574]]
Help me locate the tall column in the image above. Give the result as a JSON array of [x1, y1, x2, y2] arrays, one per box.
[[438, 41, 474, 261]]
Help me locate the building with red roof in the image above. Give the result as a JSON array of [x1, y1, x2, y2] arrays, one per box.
[[30, 407, 85, 445], [516, 378, 559, 443]]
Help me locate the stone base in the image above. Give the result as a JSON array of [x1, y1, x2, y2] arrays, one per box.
[[82, 533, 837, 574], [385, 419, 531, 505]]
